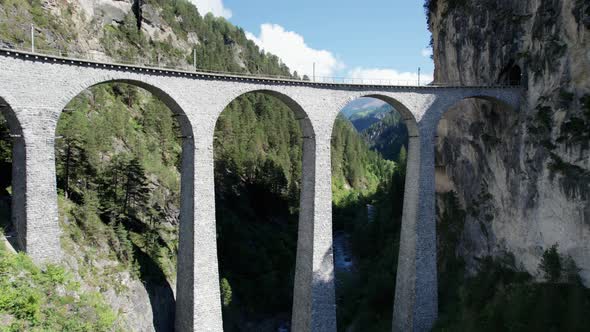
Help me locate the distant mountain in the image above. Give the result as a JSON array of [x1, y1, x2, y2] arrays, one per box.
[[348, 103, 393, 132], [340, 98, 408, 161], [362, 111, 408, 162], [340, 97, 389, 118]]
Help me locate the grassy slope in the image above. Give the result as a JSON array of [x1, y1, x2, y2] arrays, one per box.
[[0, 229, 122, 331]]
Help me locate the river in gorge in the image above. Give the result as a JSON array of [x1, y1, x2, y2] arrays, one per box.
[[333, 230, 354, 272]]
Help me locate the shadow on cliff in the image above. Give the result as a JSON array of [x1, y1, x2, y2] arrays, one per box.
[[134, 244, 176, 332]]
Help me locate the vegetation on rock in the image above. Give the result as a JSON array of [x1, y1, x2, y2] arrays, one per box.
[[435, 192, 590, 331], [0, 231, 122, 332]]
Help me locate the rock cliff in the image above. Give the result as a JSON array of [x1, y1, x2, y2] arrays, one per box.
[[428, 0, 590, 285]]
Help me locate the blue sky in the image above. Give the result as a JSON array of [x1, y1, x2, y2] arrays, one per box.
[[191, 0, 434, 84]]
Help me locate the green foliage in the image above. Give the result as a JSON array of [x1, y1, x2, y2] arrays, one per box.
[[348, 104, 393, 132], [333, 153, 406, 331], [220, 277, 232, 307], [0, 113, 11, 209], [99, 13, 162, 64], [214, 92, 302, 199], [71, 190, 104, 245], [213, 94, 400, 327], [557, 94, 590, 152], [1, 0, 293, 77], [527, 103, 556, 150], [0, 1, 322, 325], [0, 114, 10, 163], [435, 252, 590, 332], [361, 111, 409, 162], [536, 105, 553, 132], [563, 255, 583, 284], [0, 2, 408, 329], [559, 89, 575, 105], [325, 101, 410, 330], [59, 194, 139, 291], [54, 83, 183, 281], [0, 240, 122, 331], [98, 0, 293, 76], [548, 153, 590, 200], [331, 115, 396, 204], [435, 199, 590, 331], [573, 0, 590, 27], [398, 146, 407, 167], [213, 92, 302, 321], [0, 0, 78, 52], [538, 244, 583, 284], [100, 155, 150, 221], [114, 221, 135, 268], [539, 244, 562, 282]]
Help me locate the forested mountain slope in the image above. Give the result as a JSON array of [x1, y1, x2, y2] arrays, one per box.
[[361, 111, 408, 162], [0, 0, 291, 75], [348, 104, 391, 132], [331, 115, 395, 203]]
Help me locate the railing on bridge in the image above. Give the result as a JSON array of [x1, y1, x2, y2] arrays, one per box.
[[0, 44, 521, 87]]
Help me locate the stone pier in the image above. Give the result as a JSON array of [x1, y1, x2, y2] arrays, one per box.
[[0, 49, 520, 331]]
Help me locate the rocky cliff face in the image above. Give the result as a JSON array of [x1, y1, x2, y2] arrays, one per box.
[[1, 0, 245, 68], [429, 0, 590, 285]]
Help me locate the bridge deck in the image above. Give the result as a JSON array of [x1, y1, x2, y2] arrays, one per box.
[[0, 44, 525, 332], [0, 48, 519, 90]]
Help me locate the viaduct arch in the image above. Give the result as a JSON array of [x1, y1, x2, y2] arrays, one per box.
[[0, 97, 25, 253], [0, 49, 521, 332]]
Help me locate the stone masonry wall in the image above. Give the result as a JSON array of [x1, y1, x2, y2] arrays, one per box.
[[0, 50, 519, 331]]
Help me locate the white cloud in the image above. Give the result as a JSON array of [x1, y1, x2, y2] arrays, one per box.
[[246, 24, 344, 78], [243, 23, 431, 86], [421, 47, 433, 58], [347, 67, 434, 86], [190, 0, 232, 18]]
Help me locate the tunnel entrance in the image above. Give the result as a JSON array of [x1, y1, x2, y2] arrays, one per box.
[[498, 62, 522, 86], [508, 65, 522, 86], [429, 95, 578, 330]]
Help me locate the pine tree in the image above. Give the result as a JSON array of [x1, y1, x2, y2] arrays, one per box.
[[0, 115, 11, 163], [398, 145, 407, 166], [56, 108, 92, 198], [115, 222, 134, 266], [563, 255, 582, 284], [123, 157, 149, 217], [539, 244, 562, 283], [74, 190, 103, 245], [0, 115, 12, 196], [220, 278, 232, 307], [99, 155, 127, 222]]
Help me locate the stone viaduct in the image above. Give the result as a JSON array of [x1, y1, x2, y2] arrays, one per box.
[[0, 49, 521, 332]]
